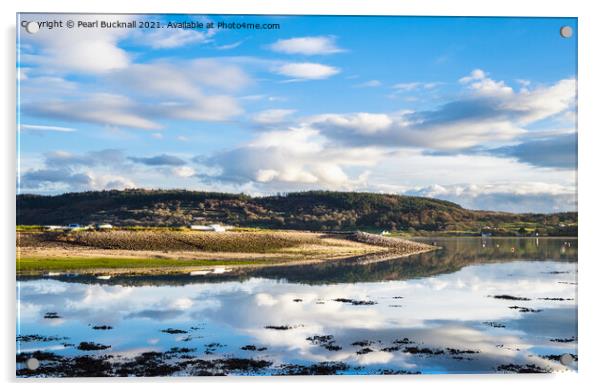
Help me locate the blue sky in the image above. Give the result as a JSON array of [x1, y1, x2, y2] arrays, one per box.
[[17, 14, 577, 212]]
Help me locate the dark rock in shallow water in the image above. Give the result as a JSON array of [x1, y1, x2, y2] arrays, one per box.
[[490, 295, 531, 301], [265, 325, 302, 330], [483, 321, 506, 328], [306, 335, 334, 344], [538, 297, 573, 301], [92, 325, 113, 330], [17, 353, 114, 377], [333, 298, 377, 306], [16, 350, 63, 363], [241, 345, 268, 351], [377, 369, 421, 375], [306, 335, 342, 351], [392, 338, 414, 344], [204, 342, 225, 355], [446, 348, 479, 355], [550, 337, 576, 343], [167, 347, 196, 354], [16, 349, 275, 377], [160, 328, 187, 334], [542, 353, 578, 362], [17, 334, 68, 343], [217, 358, 272, 372], [497, 363, 551, 373], [508, 306, 542, 313], [351, 340, 375, 347], [277, 361, 349, 376], [403, 346, 444, 355], [77, 342, 111, 351]]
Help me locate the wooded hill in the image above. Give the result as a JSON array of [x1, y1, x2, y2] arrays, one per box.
[[16, 189, 577, 236]]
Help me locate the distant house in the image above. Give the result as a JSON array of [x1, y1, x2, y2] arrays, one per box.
[[95, 224, 113, 230], [189, 224, 228, 232], [43, 225, 63, 231]]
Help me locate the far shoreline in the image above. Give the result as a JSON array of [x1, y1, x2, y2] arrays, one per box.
[[16, 229, 438, 277]]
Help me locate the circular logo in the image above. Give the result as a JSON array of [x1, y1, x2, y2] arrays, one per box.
[[560, 26, 573, 38], [25, 21, 40, 34], [26, 357, 40, 370], [560, 353, 574, 366]]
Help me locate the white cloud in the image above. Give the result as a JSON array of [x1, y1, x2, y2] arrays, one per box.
[[355, 80, 382, 88], [201, 126, 377, 190], [110, 60, 250, 96], [172, 166, 196, 178], [20, 75, 78, 95], [407, 182, 576, 213], [21, 168, 134, 193], [309, 74, 576, 150], [459, 69, 486, 83], [92, 174, 136, 190], [20, 14, 132, 73], [367, 149, 574, 191], [252, 109, 296, 125], [25, 93, 162, 130], [459, 68, 512, 95], [20, 124, 76, 133], [392, 82, 440, 92], [269, 36, 344, 55], [20, 16, 249, 128], [275, 62, 340, 80], [197, 123, 575, 212], [217, 41, 243, 50], [392, 82, 420, 91], [308, 113, 393, 134], [18, 149, 201, 194], [23, 59, 250, 128], [188, 59, 252, 92], [17, 67, 29, 81], [139, 28, 215, 49], [506, 79, 577, 124], [129, 154, 186, 166]]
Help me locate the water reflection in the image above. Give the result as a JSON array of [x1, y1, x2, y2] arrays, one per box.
[[17, 238, 577, 376]]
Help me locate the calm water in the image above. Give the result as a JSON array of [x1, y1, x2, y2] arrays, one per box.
[[16, 237, 578, 376]]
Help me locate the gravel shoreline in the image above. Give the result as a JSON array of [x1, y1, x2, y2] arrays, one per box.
[[17, 230, 437, 276]]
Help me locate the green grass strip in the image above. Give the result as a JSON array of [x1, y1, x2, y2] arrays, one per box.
[[17, 256, 275, 272]]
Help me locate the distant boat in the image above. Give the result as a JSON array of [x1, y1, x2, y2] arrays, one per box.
[[96, 275, 111, 280]]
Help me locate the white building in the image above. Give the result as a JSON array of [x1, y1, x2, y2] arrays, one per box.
[[189, 224, 228, 232]]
